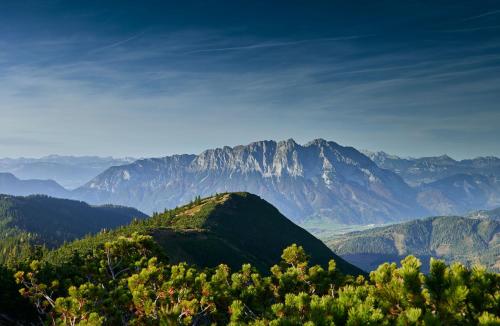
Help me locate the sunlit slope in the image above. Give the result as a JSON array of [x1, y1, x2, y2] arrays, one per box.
[[48, 192, 364, 275]]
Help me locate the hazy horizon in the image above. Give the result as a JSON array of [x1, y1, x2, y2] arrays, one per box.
[[0, 137, 499, 161]]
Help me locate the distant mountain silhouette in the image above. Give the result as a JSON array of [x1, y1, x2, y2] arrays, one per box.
[[0, 155, 135, 189], [0, 172, 69, 198]]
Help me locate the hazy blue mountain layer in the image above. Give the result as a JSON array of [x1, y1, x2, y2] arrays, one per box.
[[75, 139, 427, 224], [365, 150, 500, 186], [3, 141, 500, 225], [0, 172, 69, 198], [0, 155, 135, 189]]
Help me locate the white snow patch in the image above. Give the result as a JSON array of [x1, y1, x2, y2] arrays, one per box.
[[122, 170, 131, 180], [361, 168, 377, 183]]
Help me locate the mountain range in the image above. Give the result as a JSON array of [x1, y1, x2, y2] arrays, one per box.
[[327, 211, 500, 273], [73, 139, 426, 225], [365, 151, 500, 216], [365, 151, 500, 186], [0, 155, 135, 189], [417, 173, 500, 215], [2, 139, 500, 225]]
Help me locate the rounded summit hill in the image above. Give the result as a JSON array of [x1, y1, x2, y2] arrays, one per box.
[[48, 192, 364, 276]]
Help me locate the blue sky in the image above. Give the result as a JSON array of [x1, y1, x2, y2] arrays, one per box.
[[0, 1, 499, 159]]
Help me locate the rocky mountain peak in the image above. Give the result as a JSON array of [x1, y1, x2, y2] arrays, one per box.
[[276, 138, 299, 151], [436, 154, 456, 163], [305, 138, 333, 147], [75, 139, 425, 224]]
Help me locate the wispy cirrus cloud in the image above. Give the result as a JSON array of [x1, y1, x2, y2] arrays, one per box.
[[89, 30, 147, 54], [442, 25, 500, 33], [185, 35, 373, 54], [1, 0, 500, 159], [462, 9, 500, 22]]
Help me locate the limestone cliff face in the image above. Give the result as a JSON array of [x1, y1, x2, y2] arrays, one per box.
[[75, 139, 427, 224]]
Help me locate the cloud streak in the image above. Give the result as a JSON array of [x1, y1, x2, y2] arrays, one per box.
[[442, 25, 500, 33], [89, 31, 147, 54], [185, 35, 373, 54], [462, 9, 500, 22]]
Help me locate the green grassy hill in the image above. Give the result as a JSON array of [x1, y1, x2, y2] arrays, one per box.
[[47, 192, 363, 275], [0, 194, 147, 264], [328, 214, 499, 273]]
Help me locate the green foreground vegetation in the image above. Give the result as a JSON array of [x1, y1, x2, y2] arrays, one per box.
[[0, 193, 498, 325], [8, 234, 500, 325]]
